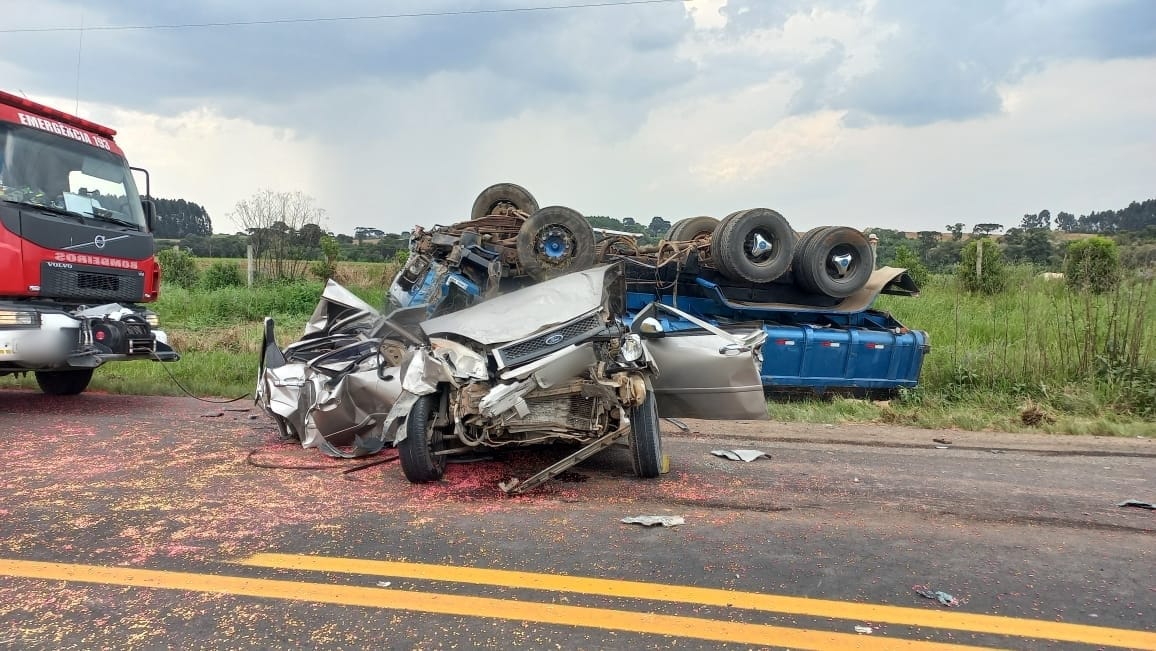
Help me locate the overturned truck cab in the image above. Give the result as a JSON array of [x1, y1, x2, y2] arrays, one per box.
[[257, 264, 767, 494]]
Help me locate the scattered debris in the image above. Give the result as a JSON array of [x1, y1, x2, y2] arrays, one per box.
[[990, 449, 1005, 454], [622, 515, 685, 527], [934, 445, 950, 450], [1020, 401, 1055, 427], [224, 407, 250, 413], [664, 417, 690, 431], [853, 477, 860, 483], [710, 449, 769, 462], [913, 585, 960, 607], [854, 625, 874, 634], [933, 438, 952, 445], [200, 411, 224, 418], [376, 581, 392, 588], [1117, 499, 1155, 510]]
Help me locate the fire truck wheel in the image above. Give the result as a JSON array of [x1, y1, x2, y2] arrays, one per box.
[[470, 182, 540, 221], [397, 393, 448, 483], [629, 389, 663, 478], [713, 208, 796, 283], [664, 215, 720, 242], [794, 226, 874, 298], [516, 205, 596, 281], [34, 369, 94, 396]]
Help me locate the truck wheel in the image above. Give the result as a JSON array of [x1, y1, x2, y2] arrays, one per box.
[[791, 226, 829, 293], [398, 393, 448, 483], [713, 208, 797, 283], [471, 182, 539, 221], [665, 215, 720, 242], [595, 235, 637, 262], [794, 226, 874, 298], [34, 369, 94, 396], [628, 390, 663, 479], [516, 206, 596, 281]]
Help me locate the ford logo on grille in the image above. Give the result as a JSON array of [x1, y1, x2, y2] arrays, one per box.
[[544, 333, 565, 346]]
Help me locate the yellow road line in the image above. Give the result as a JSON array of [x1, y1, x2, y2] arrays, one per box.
[[242, 552, 1156, 650], [0, 558, 991, 651]]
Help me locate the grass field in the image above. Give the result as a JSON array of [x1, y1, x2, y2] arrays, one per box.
[[3, 263, 1153, 435]]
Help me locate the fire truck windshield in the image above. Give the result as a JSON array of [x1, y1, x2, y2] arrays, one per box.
[[0, 122, 146, 230]]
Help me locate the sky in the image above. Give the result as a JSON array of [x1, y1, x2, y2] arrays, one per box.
[[1, 0, 1154, 236]]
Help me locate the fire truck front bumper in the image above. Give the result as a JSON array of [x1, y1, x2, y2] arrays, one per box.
[[0, 303, 180, 371]]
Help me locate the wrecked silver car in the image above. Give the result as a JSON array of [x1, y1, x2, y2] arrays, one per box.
[[256, 264, 767, 493]]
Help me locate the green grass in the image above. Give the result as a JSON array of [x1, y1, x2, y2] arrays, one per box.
[[3, 266, 1153, 436]]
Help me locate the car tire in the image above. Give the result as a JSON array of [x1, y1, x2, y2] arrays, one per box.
[[398, 393, 448, 483], [34, 369, 93, 396], [516, 205, 596, 281], [713, 208, 796, 283], [665, 215, 720, 242], [629, 389, 663, 479], [470, 182, 539, 221], [794, 226, 874, 298]]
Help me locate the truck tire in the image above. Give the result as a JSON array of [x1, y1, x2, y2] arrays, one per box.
[[34, 369, 94, 396], [713, 208, 796, 283], [397, 393, 448, 483], [791, 226, 829, 293], [516, 205, 596, 281], [470, 183, 539, 221], [793, 226, 874, 298], [595, 235, 637, 262], [665, 215, 720, 242], [628, 389, 663, 479]]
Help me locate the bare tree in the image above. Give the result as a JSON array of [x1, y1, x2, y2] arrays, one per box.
[[230, 190, 326, 281]]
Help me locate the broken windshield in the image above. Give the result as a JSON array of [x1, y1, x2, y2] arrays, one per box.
[[0, 122, 146, 230]]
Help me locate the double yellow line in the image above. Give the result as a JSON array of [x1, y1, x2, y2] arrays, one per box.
[[1, 554, 1151, 650]]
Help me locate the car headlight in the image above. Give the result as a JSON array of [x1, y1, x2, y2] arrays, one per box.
[[619, 333, 644, 362]]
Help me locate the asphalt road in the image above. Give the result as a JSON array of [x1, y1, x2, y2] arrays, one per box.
[[1, 389, 1153, 650]]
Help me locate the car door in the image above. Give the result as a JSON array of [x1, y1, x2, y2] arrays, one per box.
[[634, 303, 769, 421]]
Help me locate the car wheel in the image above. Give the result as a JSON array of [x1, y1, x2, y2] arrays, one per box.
[[470, 182, 539, 221], [629, 389, 663, 478], [794, 226, 874, 298], [398, 393, 448, 483], [516, 205, 596, 281], [665, 215, 720, 242], [712, 208, 796, 283], [34, 369, 93, 396]]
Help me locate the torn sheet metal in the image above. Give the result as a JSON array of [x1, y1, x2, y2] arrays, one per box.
[[621, 515, 685, 527], [1117, 499, 1156, 510], [710, 449, 770, 462]]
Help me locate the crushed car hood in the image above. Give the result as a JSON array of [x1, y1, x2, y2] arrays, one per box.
[[419, 264, 621, 345]]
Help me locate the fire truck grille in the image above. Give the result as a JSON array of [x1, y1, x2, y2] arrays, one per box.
[[40, 263, 144, 302]]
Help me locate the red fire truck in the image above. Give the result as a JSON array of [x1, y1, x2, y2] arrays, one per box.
[[0, 90, 177, 395]]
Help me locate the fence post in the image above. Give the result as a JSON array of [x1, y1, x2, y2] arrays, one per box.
[[976, 239, 984, 280], [246, 244, 254, 287]]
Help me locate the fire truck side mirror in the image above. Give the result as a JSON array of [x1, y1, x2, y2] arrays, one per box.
[[142, 199, 156, 231]]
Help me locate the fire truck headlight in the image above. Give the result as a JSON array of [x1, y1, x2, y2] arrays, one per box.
[[0, 309, 40, 328], [143, 312, 160, 328]]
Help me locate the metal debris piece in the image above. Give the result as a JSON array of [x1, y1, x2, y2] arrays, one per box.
[[1117, 499, 1156, 510], [933, 438, 952, 445], [622, 515, 685, 527], [990, 449, 1005, 454], [710, 449, 769, 462], [665, 417, 690, 431], [913, 585, 959, 607], [201, 411, 224, 418], [854, 625, 874, 634], [934, 445, 950, 449], [376, 581, 392, 588]]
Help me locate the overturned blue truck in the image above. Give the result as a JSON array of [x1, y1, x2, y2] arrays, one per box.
[[389, 183, 930, 398]]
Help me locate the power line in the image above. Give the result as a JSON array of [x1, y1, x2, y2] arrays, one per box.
[[0, 0, 690, 34]]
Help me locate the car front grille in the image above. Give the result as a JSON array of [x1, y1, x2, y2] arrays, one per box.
[[493, 312, 604, 368]]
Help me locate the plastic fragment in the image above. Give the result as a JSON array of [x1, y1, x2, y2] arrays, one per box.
[[1117, 499, 1155, 510], [710, 449, 769, 462], [622, 515, 685, 527], [376, 581, 392, 588], [913, 585, 960, 607], [854, 626, 874, 634]]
